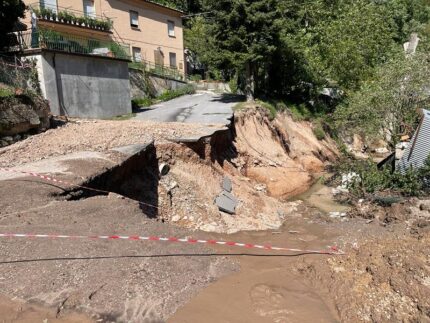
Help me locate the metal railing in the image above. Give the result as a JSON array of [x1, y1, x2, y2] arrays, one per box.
[[7, 30, 131, 60], [29, 2, 113, 32], [129, 60, 187, 81]]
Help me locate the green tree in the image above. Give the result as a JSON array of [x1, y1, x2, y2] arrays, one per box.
[[335, 53, 430, 149], [0, 0, 26, 50], [202, 0, 281, 101]]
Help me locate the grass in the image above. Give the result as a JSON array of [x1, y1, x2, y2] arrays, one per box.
[[0, 87, 14, 98], [110, 112, 136, 120], [132, 84, 196, 109]]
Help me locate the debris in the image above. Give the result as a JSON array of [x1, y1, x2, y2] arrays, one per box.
[[222, 176, 232, 192], [254, 183, 267, 193], [329, 211, 347, 218], [288, 230, 299, 234], [215, 191, 238, 214]]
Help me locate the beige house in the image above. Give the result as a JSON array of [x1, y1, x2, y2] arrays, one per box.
[[20, 0, 185, 73]]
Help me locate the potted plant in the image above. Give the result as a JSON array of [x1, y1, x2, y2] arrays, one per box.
[[70, 14, 78, 25], [32, 8, 41, 18], [51, 12, 57, 21], [77, 17, 86, 26], [44, 8, 52, 20], [58, 11, 65, 22]]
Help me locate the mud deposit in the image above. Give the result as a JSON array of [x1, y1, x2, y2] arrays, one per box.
[[169, 217, 341, 323]]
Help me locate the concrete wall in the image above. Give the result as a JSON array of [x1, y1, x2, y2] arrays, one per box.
[[41, 52, 131, 118], [129, 68, 187, 98]]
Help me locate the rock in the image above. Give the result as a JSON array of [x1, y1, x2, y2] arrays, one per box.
[[215, 190, 238, 214], [222, 177, 232, 192], [13, 134, 21, 141], [3, 136, 13, 144], [171, 215, 181, 222], [419, 203, 430, 212], [0, 140, 8, 147], [254, 184, 267, 193], [0, 95, 50, 136]]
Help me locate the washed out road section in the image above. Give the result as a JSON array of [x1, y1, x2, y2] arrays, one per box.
[[133, 92, 241, 125]]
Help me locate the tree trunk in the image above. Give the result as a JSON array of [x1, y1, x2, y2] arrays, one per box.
[[245, 61, 255, 102]]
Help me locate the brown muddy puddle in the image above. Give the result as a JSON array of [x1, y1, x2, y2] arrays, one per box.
[[169, 182, 346, 323], [170, 219, 341, 323], [0, 295, 93, 323]]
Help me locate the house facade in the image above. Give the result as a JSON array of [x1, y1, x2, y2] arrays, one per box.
[[20, 0, 185, 73]]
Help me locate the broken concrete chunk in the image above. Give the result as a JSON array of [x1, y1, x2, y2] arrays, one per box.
[[220, 190, 238, 204], [216, 194, 237, 214], [222, 176, 232, 192]]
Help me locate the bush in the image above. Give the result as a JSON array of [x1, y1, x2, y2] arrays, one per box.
[[228, 77, 238, 94], [338, 157, 430, 198], [158, 84, 195, 101], [313, 121, 326, 140], [132, 84, 195, 109], [189, 74, 202, 82]]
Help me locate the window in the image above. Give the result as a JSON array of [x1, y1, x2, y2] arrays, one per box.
[[41, 0, 58, 14], [83, 0, 95, 18], [169, 52, 177, 68], [132, 47, 142, 62], [130, 10, 139, 28], [167, 20, 175, 37]]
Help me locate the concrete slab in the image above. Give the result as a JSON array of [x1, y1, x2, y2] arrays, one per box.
[[110, 142, 153, 156], [0, 151, 113, 181], [215, 194, 237, 214], [220, 191, 238, 204], [169, 126, 229, 143], [222, 177, 232, 192]]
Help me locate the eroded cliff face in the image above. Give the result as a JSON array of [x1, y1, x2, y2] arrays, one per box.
[[151, 106, 339, 233]]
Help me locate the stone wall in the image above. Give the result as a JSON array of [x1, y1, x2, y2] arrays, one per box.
[[129, 68, 188, 99]]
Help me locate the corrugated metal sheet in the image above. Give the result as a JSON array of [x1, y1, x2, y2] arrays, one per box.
[[397, 109, 430, 173]]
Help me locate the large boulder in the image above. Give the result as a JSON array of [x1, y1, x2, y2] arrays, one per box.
[[0, 95, 50, 136]]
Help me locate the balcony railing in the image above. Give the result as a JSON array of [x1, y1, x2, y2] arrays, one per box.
[[29, 2, 113, 32], [129, 60, 187, 82], [8, 30, 131, 60]]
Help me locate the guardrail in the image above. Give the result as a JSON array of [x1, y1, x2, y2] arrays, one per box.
[[129, 60, 187, 82], [8, 30, 131, 60]]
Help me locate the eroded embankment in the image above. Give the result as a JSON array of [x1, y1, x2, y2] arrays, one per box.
[[151, 108, 339, 233], [55, 108, 338, 234]]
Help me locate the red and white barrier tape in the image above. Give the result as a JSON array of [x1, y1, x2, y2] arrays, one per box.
[[0, 233, 343, 255], [0, 168, 344, 255], [0, 167, 159, 209]]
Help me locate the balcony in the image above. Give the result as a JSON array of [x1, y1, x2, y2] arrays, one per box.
[[9, 29, 131, 60], [29, 2, 113, 32]]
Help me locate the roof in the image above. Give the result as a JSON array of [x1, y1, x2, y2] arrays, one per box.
[[397, 109, 430, 172], [143, 0, 185, 14]]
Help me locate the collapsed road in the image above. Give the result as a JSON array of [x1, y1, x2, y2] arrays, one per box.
[[0, 102, 428, 322]]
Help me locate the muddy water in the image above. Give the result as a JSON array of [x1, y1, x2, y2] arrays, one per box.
[[292, 177, 349, 214], [169, 182, 346, 323], [0, 295, 93, 323], [169, 219, 340, 323]]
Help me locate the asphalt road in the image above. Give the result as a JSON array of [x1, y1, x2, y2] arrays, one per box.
[[133, 92, 242, 125]]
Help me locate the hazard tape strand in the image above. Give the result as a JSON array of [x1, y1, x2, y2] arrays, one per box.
[[0, 233, 344, 255], [0, 167, 159, 210], [0, 168, 344, 255]]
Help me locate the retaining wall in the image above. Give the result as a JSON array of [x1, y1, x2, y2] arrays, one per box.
[[129, 68, 188, 99], [40, 52, 131, 118]]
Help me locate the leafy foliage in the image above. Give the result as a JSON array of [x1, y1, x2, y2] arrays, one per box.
[[335, 53, 430, 148], [0, 0, 26, 50], [339, 157, 430, 198]]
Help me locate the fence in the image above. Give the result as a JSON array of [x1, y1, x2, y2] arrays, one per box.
[[0, 56, 40, 94], [7, 30, 131, 61], [129, 60, 187, 82]]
